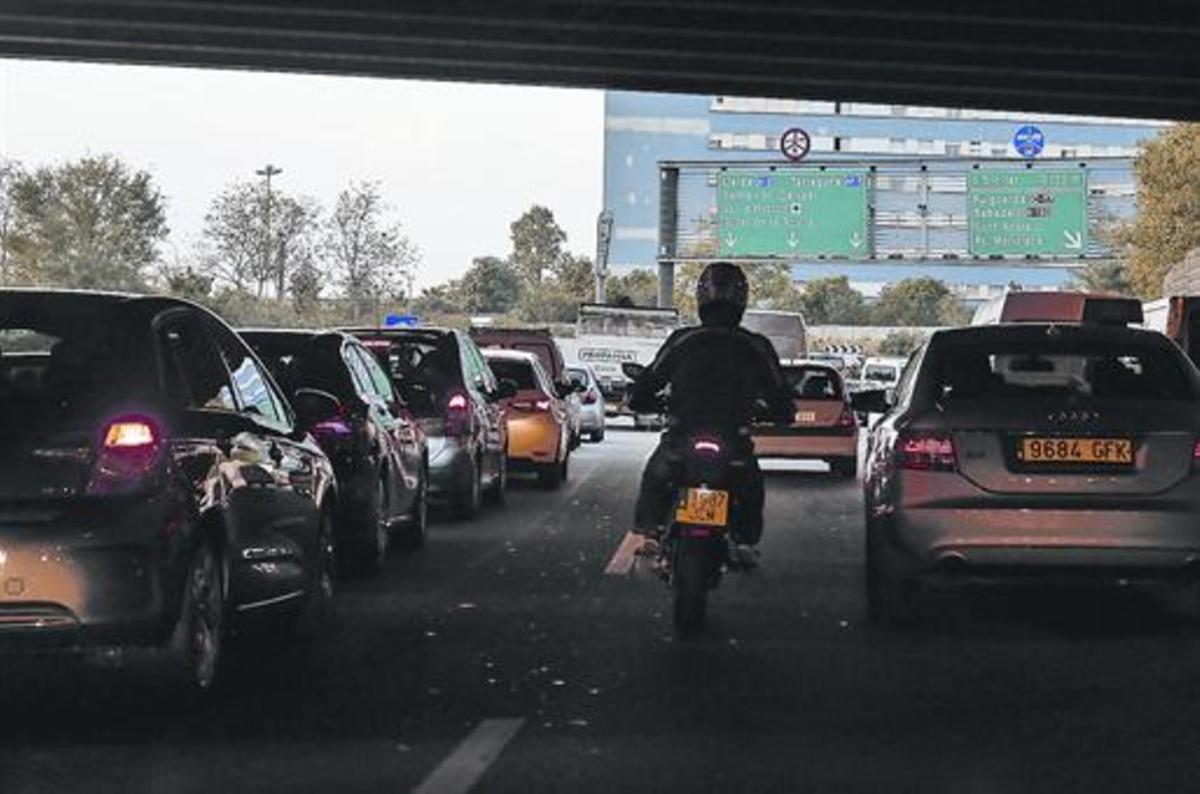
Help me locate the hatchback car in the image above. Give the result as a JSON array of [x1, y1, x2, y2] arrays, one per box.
[[483, 349, 573, 489], [752, 362, 858, 477], [0, 290, 338, 689], [345, 327, 509, 518], [860, 322, 1200, 625], [243, 330, 429, 572], [566, 364, 606, 443]]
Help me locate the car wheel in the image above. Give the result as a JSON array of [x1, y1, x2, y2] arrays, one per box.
[[456, 454, 483, 520], [353, 478, 390, 575], [166, 543, 225, 691], [485, 453, 507, 506], [865, 515, 919, 628], [295, 511, 337, 637], [403, 472, 430, 549], [831, 457, 858, 479], [537, 455, 564, 490]]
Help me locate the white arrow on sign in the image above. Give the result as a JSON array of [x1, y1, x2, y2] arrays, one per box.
[[787, 232, 800, 249], [849, 232, 864, 249], [724, 233, 737, 249], [1063, 230, 1083, 250]]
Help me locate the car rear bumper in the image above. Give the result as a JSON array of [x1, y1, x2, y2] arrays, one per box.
[[881, 472, 1200, 579], [752, 428, 857, 459], [507, 415, 561, 463], [0, 497, 179, 653], [426, 436, 474, 498]]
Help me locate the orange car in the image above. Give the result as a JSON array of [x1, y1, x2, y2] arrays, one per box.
[[483, 349, 573, 489], [752, 361, 859, 478]]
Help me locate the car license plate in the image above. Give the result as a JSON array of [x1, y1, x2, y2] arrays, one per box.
[[1017, 437, 1133, 465], [675, 488, 730, 527], [794, 410, 817, 424]]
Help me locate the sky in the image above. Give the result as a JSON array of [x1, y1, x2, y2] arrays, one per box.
[[0, 59, 604, 288]]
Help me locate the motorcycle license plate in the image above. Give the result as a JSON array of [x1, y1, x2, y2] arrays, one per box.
[[675, 488, 730, 527]]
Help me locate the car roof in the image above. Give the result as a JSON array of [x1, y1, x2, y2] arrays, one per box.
[[0, 288, 207, 327], [930, 322, 1169, 348], [341, 326, 453, 340], [482, 348, 539, 363]]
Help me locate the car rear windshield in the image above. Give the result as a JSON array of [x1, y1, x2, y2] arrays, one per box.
[[923, 336, 1196, 405], [362, 334, 460, 393], [785, 366, 842, 400], [488, 358, 538, 392], [863, 364, 899, 383], [0, 315, 145, 435]]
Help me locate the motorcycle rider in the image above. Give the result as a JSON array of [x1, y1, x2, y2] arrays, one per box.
[[628, 262, 794, 561]]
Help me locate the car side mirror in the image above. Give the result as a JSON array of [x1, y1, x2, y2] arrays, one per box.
[[622, 362, 646, 380], [850, 388, 891, 415], [555, 381, 576, 399], [292, 387, 343, 428], [496, 379, 518, 400]]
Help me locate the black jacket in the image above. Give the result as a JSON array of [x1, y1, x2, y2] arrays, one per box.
[[628, 324, 794, 429]]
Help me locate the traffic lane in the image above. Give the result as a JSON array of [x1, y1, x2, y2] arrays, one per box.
[[4, 432, 1200, 793]]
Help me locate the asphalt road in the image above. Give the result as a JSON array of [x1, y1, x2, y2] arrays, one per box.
[[5, 427, 1200, 793]]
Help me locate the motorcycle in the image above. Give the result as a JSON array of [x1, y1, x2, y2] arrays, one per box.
[[623, 362, 755, 636]]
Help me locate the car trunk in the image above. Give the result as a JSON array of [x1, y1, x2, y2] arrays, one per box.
[[791, 396, 846, 428], [0, 394, 103, 501], [929, 398, 1196, 497]]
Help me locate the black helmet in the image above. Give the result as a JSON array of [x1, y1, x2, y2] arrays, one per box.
[[696, 262, 748, 326]]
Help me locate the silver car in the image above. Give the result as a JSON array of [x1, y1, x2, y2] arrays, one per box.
[[861, 322, 1200, 625], [566, 364, 606, 443]]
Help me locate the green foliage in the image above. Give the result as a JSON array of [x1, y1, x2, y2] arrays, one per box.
[[747, 262, 805, 311], [799, 276, 868, 325], [460, 256, 521, 314], [1125, 123, 1200, 298], [510, 205, 566, 288], [0, 157, 20, 283], [606, 269, 659, 307], [878, 330, 925, 357], [1068, 260, 1134, 295], [162, 266, 214, 303], [6, 154, 167, 290], [872, 277, 965, 326]]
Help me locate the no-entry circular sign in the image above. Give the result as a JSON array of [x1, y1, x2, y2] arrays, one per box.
[[780, 127, 811, 161]]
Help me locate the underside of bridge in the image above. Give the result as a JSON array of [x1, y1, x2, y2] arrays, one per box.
[[0, 1, 1197, 121]]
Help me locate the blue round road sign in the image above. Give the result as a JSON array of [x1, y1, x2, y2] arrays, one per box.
[[1013, 125, 1045, 158]]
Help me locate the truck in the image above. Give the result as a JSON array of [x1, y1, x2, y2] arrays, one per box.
[[554, 303, 680, 428]]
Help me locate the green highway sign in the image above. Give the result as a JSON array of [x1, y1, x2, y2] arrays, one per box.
[[716, 170, 870, 258], [968, 170, 1088, 256]]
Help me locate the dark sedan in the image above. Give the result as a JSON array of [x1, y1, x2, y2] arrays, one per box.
[[0, 290, 338, 689], [243, 330, 429, 573]]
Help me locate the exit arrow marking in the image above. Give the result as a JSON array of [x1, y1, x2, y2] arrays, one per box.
[[1063, 230, 1083, 250], [849, 232, 864, 249], [787, 232, 800, 249], [723, 233, 737, 249]]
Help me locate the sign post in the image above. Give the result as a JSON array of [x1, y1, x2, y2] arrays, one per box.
[[594, 209, 614, 303], [717, 169, 870, 257], [968, 170, 1088, 257]]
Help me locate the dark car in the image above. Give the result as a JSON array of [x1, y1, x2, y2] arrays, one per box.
[[0, 290, 338, 689], [242, 330, 429, 573], [344, 327, 510, 519], [860, 323, 1200, 626]]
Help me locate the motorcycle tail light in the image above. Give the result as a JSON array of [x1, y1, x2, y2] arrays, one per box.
[[693, 440, 721, 454], [897, 432, 957, 472]]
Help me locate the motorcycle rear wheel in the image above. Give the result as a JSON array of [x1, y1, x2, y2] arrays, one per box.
[[672, 542, 710, 636]]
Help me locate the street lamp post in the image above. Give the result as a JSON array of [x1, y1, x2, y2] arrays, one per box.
[[256, 164, 283, 298]]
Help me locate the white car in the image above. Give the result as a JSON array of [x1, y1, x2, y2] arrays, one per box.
[[566, 363, 606, 442]]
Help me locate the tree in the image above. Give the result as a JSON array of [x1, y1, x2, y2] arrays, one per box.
[[1069, 260, 1134, 294], [324, 181, 421, 316], [878, 330, 925, 357], [198, 180, 319, 298], [460, 256, 521, 314], [289, 257, 323, 315], [552, 252, 595, 299], [1125, 123, 1200, 298], [799, 276, 868, 325], [606, 269, 659, 307], [0, 157, 20, 283], [510, 205, 566, 288], [746, 263, 804, 311], [871, 277, 965, 326], [161, 266, 214, 303], [6, 154, 167, 290]]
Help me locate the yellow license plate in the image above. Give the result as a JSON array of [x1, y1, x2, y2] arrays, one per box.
[[1018, 437, 1133, 465], [794, 410, 817, 424], [675, 488, 730, 526]]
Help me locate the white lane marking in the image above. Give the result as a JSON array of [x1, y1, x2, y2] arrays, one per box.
[[604, 531, 645, 576], [412, 718, 525, 794]]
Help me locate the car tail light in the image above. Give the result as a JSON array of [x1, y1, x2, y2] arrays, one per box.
[[583, 389, 599, 405], [310, 404, 355, 440], [1193, 439, 1200, 469], [837, 405, 855, 427], [896, 432, 957, 472], [88, 415, 164, 494], [445, 391, 471, 436]]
